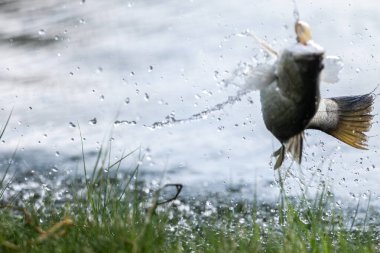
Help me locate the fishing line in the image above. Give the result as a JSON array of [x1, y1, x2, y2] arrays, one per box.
[[292, 0, 300, 22]]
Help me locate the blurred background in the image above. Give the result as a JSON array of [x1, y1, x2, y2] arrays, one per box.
[[0, 0, 379, 206]]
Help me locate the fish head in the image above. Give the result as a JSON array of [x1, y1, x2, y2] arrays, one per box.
[[290, 20, 325, 73], [275, 40, 325, 102], [282, 42, 325, 75]]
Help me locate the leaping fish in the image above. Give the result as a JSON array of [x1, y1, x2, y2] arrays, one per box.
[[255, 20, 375, 169]]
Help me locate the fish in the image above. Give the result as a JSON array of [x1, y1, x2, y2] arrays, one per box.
[[257, 20, 375, 169]]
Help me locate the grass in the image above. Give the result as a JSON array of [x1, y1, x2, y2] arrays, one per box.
[[0, 153, 378, 252], [0, 120, 379, 252]]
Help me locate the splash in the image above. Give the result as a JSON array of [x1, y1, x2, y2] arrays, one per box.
[[143, 88, 252, 130], [118, 49, 276, 130], [115, 22, 343, 131], [221, 61, 276, 91]]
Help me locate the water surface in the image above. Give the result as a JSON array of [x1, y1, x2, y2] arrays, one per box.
[[1, 0, 379, 206]]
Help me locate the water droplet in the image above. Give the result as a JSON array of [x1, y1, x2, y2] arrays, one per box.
[[69, 72, 74, 76], [43, 184, 51, 192], [97, 67, 103, 73], [55, 151, 60, 157], [100, 95, 105, 101], [202, 89, 212, 96], [144, 93, 150, 101], [355, 68, 361, 73], [38, 29, 46, 36], [201, 112, 208, 120], [148, 66, 153, 72], [114, 120, 137, 126], [89, 118, 97, 125], [69, 122, 76, 128], [130, 71, 135, 76], [125, 97, 130, 104]]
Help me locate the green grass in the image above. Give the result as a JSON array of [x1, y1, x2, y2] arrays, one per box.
[[0, 152, 379, 253], [0, 119, 379, 252]]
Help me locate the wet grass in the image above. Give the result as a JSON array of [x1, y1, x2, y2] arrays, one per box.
[[0, 151, 379, 253], [0, 120, 379, 252]]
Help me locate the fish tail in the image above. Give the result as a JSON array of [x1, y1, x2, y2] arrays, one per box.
[[273, 133, 303, 169], [327, 93, 374, 149]]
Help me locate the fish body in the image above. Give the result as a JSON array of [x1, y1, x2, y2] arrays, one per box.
[[260, 43, 324, 143], [256, 21, 374, 169]]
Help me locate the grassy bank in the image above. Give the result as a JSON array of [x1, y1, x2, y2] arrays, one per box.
[[0, 150, 379, 253], [0, 121, 378, 252]]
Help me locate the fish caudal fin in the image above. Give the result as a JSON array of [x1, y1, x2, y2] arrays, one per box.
[[308, 93, 375, 149], [328, 94, 374, 149], [273, 133, 304, 169]]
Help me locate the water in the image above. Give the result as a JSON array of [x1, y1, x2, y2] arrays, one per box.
[[0, 0, 379, 206]]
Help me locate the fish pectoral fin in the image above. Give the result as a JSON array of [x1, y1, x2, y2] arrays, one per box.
[[272, 146, 283, 157], [273, 145, 285, 170], [273, 133, 304, 170]]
